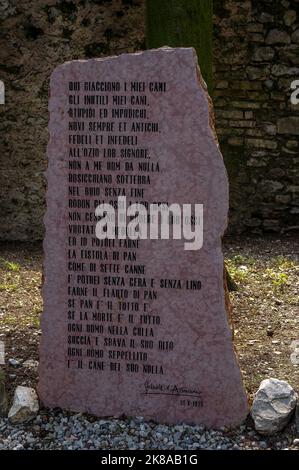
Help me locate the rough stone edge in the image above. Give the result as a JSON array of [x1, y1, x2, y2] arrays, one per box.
[[194, 48, 246, 396]]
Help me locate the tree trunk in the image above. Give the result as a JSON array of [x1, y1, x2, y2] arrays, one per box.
[[146, 0, 213, 92]]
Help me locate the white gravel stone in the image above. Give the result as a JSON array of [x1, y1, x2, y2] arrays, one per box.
[[0, 405, 298, 450], [23, 359, 39, 370], [8, 359, 21, 367]]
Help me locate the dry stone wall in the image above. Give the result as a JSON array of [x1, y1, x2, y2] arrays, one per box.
[[0, 0, 145, 241], [213, 0, 299, 233]]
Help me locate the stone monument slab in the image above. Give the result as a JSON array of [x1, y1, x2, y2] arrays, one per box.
[[39, 47, 248, 428]]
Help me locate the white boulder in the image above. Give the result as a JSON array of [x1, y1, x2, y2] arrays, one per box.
[[251, 378, 297, 435], [8, 386, 39, 424]]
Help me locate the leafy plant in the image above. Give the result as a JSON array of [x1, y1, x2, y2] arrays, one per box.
[[266, 270, 289, 292], [0, 258, 20, 272]]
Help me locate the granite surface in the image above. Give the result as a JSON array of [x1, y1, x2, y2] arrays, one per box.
[[39, 47, 248, 428]]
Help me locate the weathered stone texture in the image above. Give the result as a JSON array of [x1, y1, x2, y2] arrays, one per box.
[[39, 48, 248, 427], [0, 0, 145, 240], [214, 0, 299, 233]]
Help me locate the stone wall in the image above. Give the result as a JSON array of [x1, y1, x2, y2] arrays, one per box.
[[0, 0, 145, 241], [0, 0, 298, 240], [213, 0, 299, 233]]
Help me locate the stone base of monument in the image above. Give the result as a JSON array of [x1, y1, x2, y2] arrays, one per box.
[[39, 47, 248, 428]]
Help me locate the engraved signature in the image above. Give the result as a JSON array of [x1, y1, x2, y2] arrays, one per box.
[[142, 381, 202, 398]]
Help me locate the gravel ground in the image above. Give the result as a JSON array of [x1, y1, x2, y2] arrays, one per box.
[[0, 236, 298, 450], [0, 411, 298, 450]]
